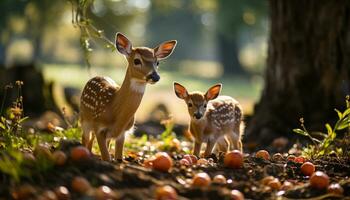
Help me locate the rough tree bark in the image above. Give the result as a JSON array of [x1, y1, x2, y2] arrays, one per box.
[[246, 0, 350, 146]]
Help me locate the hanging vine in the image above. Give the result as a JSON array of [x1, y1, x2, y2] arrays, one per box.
[[68, 0, 116, 70]]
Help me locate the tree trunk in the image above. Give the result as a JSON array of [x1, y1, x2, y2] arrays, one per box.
[[217, 33, 246, 75], [246, 0, 350, 147]]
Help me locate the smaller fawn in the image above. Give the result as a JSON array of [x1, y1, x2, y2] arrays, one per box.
[[80, 33, 177, 161], [174, 82, 244, 157]]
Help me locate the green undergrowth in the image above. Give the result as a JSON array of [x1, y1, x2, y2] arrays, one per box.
[[293, 96, 350, 159]]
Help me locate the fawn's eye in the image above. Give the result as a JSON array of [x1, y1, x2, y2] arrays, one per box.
[[204, 104, 207, 108], [188, 103, 193, 107], [156, 61, 159, 66], [134, 59, 141, 65]]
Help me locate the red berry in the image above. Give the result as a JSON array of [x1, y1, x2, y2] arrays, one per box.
[[192, 172, 211, 187], [155, 185, 178, 200], [224, 150, 243, 169], [52, 150, 67, 166], [230, 190, 244, 200], [213, 175, 226, 184], [71, 176, 91, 194], [301, 162, 315, 176], [310, 171, 329, 189], [256, 150, 270, 160], [152, 152, 173, 172], [294, 156, 305, 163], [70, 146, 90, 161]]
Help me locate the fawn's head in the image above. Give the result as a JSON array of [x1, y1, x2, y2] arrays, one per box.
[[174, 82, 222, 120], [116, 33, 177, 84]]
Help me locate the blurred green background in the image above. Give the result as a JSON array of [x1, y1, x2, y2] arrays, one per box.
[[0, 0, 268, 123]]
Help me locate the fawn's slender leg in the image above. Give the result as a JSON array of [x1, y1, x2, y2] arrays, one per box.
[[204, 137, 217, 157], [229, 122, 243, 152], [215, 136, 229, 153], [193, 141, 202, 157], [82, 123, 94, 151], [96, 130, 110, 161], [87, 134, 95, 151], [115, 133, 125, 161], [227, 132, 242, 152]]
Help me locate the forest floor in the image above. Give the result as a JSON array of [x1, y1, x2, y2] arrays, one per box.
[[0, 136, 349, 200]]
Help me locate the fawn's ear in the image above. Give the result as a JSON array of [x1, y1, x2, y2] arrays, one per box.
[[205, 84, 222, 100], [115, 32, 132, 56], [154, 40, 177, 60], [174, 82, 188, 99]]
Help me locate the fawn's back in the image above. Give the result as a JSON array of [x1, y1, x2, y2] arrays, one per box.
[[80, 76, 119, 123], [206, 96, 242, 132]]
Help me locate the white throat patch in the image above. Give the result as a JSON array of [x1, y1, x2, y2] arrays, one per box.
[[130, 78, 146, 93]]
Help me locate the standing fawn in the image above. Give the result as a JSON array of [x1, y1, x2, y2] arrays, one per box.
[[80, 33, 177, 161], [174, 82, 244, 157]]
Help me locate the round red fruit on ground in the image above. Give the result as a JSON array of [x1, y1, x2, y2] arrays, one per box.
[[294, 156, 306, 163], [224, 150, 243, 169], [152, 152, 173, 172], [256, 150, 270, 160], [155, 185, 178, 200], [310, 171, 330, 189], [230, 190, 244, 200], [301, 162, 315, 176], [71, 176, 91, 194], [327, 183, 343, 195], [287, 155, 296, 161], [213, 175, 227, 184], [192, 172, 211, 187], [70, 146, 90, 161], [52, 150, 67, 166]]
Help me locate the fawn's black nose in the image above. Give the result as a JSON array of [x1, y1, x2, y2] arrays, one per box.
[[147, 71, 160, 83], [194, 112, 202, 119]]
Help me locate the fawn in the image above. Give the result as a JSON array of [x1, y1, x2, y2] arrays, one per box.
[[80, 33, 177, 161], [174, 82, 244, 157]]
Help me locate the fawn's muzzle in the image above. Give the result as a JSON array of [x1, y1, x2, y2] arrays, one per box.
[[146, 71, 160, 83], [194, 112, 203, 119]]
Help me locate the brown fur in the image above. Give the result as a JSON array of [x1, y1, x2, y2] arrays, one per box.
[[174, 82, 244, 157], [80, 33, 176, 161]]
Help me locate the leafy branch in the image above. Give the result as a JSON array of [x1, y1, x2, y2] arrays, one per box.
[[68, 0, 116, 69]]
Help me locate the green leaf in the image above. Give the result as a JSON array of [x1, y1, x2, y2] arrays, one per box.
[[0, 122, 5, 130], [335, 109, 343, 119], [310, 131, 327, 138], [325, 123, 333, 136], [336, 116, 350, 130], [293, 128, 309, 137], [17, 116, 29, 124], [343, 108, 350, 117]]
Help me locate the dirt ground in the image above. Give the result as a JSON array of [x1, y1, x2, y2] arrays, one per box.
[[1, 140, 349, 200]]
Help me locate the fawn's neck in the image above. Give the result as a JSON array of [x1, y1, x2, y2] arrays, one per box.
[[112, 69, 146, 117]]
